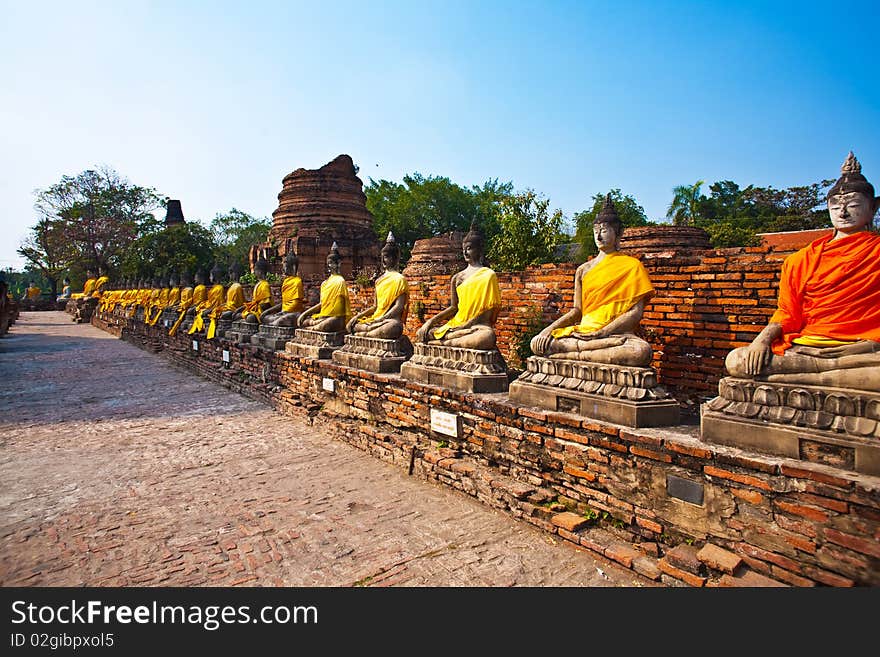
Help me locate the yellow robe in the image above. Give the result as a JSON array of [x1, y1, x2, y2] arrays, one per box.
[[241, 280, 273, 320], [552, 252, 654, 338], [280, 276, 304, 313], [147, 288, 170, 325], [189, 284, 225, 334], [70, 277, 96, 299], [91, 276, 110, 298], [366, 271, 408, 323], [207, 283, 245, 339], [312, 274, 351, 320], [168, 287, 195, 336], [433, 267, 500, 339], [26, 286, 41, 300]]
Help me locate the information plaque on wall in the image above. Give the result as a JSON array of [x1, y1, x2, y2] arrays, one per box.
[[192, 340, 198, 351], [222, 350, 230, 363], [322, 377, 335, 392], [430, 408, 460, 438]]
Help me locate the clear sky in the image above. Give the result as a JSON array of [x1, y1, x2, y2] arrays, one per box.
[[2, 0, 878, 270]]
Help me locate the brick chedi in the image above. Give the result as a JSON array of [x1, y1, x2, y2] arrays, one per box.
[[402, 231, 465, 277], [263, 154, 380, 284], [619, 225, 711, 256]]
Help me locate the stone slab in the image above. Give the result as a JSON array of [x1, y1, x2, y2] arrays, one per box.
[[400, 361, 509, 394], [509, 379, 680, 428], [285, 341, 339, 360], [701, 409, 880, 477], [332, 350, 408, 373]]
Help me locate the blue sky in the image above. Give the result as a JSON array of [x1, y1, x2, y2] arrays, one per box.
[[2, 0, 878, 270]]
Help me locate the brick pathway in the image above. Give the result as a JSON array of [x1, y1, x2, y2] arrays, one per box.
[[0, 312, 656, 587]]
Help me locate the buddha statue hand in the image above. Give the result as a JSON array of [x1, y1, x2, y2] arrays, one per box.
[[795, 340, 878, 358], [530, 333, 552, 356]]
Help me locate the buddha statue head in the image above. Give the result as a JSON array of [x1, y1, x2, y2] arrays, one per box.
[[228, 261, 243, 284], [462, 222, 487, 266], [179, 270, 192, 289], [593, 194, 623, 253], [326, 242, 342, 276], [283, 251, 298, 277], [253, 253, 269, 280], [194, 269, 207, 286], [168, 272, 178, 289], [827, 152, 879, 238], [380, 231, 400, 271], [210, 262, 225, 285]]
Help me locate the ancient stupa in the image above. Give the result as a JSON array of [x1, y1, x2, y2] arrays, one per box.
[[164, 200, 186, 226], [257, 154, 380, 282]]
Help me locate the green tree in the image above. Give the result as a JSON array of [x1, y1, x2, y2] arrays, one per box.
[[487, 190, 565, 270], [666, 180, 705, 226], [17, 218, 73, 297], [209, 208, 272, 272], [365, 174, 514, 263], [29, 166, 164, 277], [120, 223, 218, 281], [573, 189, 650, 259]]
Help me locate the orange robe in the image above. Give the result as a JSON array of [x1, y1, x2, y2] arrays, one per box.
[[770, 231, 880, 355]]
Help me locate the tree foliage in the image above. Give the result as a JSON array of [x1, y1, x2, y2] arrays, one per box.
[[573, 189, 650, 259], [120, 223, 217, 281], [28, 166, 164, 278], [209, 208, 272, 272], [16, 218, 71, 296], [487, 190, 566, 270], [365, 174, 514, 263], [666, 180, 705, 226]]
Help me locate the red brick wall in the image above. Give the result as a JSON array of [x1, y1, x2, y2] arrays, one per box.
[[93, 311, 880, 587]]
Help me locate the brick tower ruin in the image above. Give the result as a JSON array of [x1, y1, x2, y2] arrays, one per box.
[[256, 155, 380, 284]]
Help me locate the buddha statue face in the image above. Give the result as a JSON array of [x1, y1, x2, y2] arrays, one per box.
[[283, 255, 298, 277], [593, 220, 621, 253], [828, 191, 876, 237], [326, 254, 341, 276], [462, 236, 484, 267]]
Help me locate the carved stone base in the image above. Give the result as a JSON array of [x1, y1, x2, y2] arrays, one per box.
[[285, 329, 346, 360], [701, 377, 880, 475], [399, 343, 508, 394], [509, 356, 679, 427], [331, 334, 413, 373], [69, 298, 97, 324], [251, 324, 298, 351], [225, 320, 260, 345], [211, 318, 233, 340]]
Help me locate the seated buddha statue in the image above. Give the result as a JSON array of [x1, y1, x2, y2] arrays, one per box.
[[298, 242, 351, 333], [189, 264, 226, 335], [171, 270, 208, 335], [724, 152, 880, 391], [260, 252, 304, 327], [146, 275, 172, 325], [210, 262, 246, 338], [415, 223, 500, 350], [233, 255, 273, 324], [529, 195, 654, 367], [56, 278, 72, 302], [347, 232, 409, 340], [70, 269, 97, 300]]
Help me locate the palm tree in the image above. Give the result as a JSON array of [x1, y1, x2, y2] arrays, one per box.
[[666, 180, 705, 226]]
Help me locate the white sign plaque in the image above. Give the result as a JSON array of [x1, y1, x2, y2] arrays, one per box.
[[430, 408, 460, 438], [192, 340, 199, 351], [322, 377, 335, 392], [222, 350, 230, 363]]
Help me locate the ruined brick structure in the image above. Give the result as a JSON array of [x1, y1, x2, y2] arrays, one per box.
[[256, 155, 380, 287]]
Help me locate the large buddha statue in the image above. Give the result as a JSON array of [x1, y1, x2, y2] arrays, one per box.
[[332, 232, 412, 372], [724, 152, 880, 390], [401, 223, 508, 393], [70, 269, 96, 300], [415, 223, 501, 350], [260, 252, 304, 327], [297, 242, 351, 333], [703, 152, 880, 474], [347, 232, 408, 339], [529, 194, 654, 366]]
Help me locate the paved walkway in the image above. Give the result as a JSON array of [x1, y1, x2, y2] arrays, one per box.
[[0, 312, 656, 587]]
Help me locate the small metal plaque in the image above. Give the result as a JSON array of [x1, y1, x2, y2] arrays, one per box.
[[430, 408, 460, 438], [667, 474, 704, 506], [164, 320, 170, 328], [322, 377, 335, 392], [222, 350, 230, 363], [192, 340, 198, 351]]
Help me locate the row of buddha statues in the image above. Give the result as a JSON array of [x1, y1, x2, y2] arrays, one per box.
[[92, 153, 879, 471]]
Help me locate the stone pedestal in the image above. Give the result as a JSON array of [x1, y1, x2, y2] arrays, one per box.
[[252, 324, 298, 351], [701, 377, 880, 476], [69, 298, 98, 324], [211, 318, 233, 340], [224, 319, 260, 345], [509, 356, 679, 428], [399, 343, 508, 394], [332, 334, 413, 373], [160, 308, 179, 329], [285, 328, 346, 360]]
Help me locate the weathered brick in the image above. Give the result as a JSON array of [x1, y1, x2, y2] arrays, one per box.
[[658, 558, 706, 587], [697, 543, 742, 575], [551, 512, 588, 533], [704, 465, 772, 491], [664, 544, 703, 575], [630, 445, 672, 463], [604, 542, 641, 568], [774, 500, 830, 523], [716, 569, 788, 587], [823, 528, 880, 558], [632, 556, 662, 580], [731, 488, 765, 505]]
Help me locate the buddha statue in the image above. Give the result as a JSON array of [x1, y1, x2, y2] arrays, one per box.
[[724, 152, 880, 391], [703, 152, 880, 473], [146, 274, 172, 326], [415, 223, 501, 350], [297, 242, 351, 333], [233, 254, 273, 324], [211, 262, 245, 339], [347, 232, 408, 340], [529, 194, 654, 367], [56, 278, 72, 302], [189, 263, 226, 335], [260, 251, 304, 327], [70, 269, 97, 300]]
